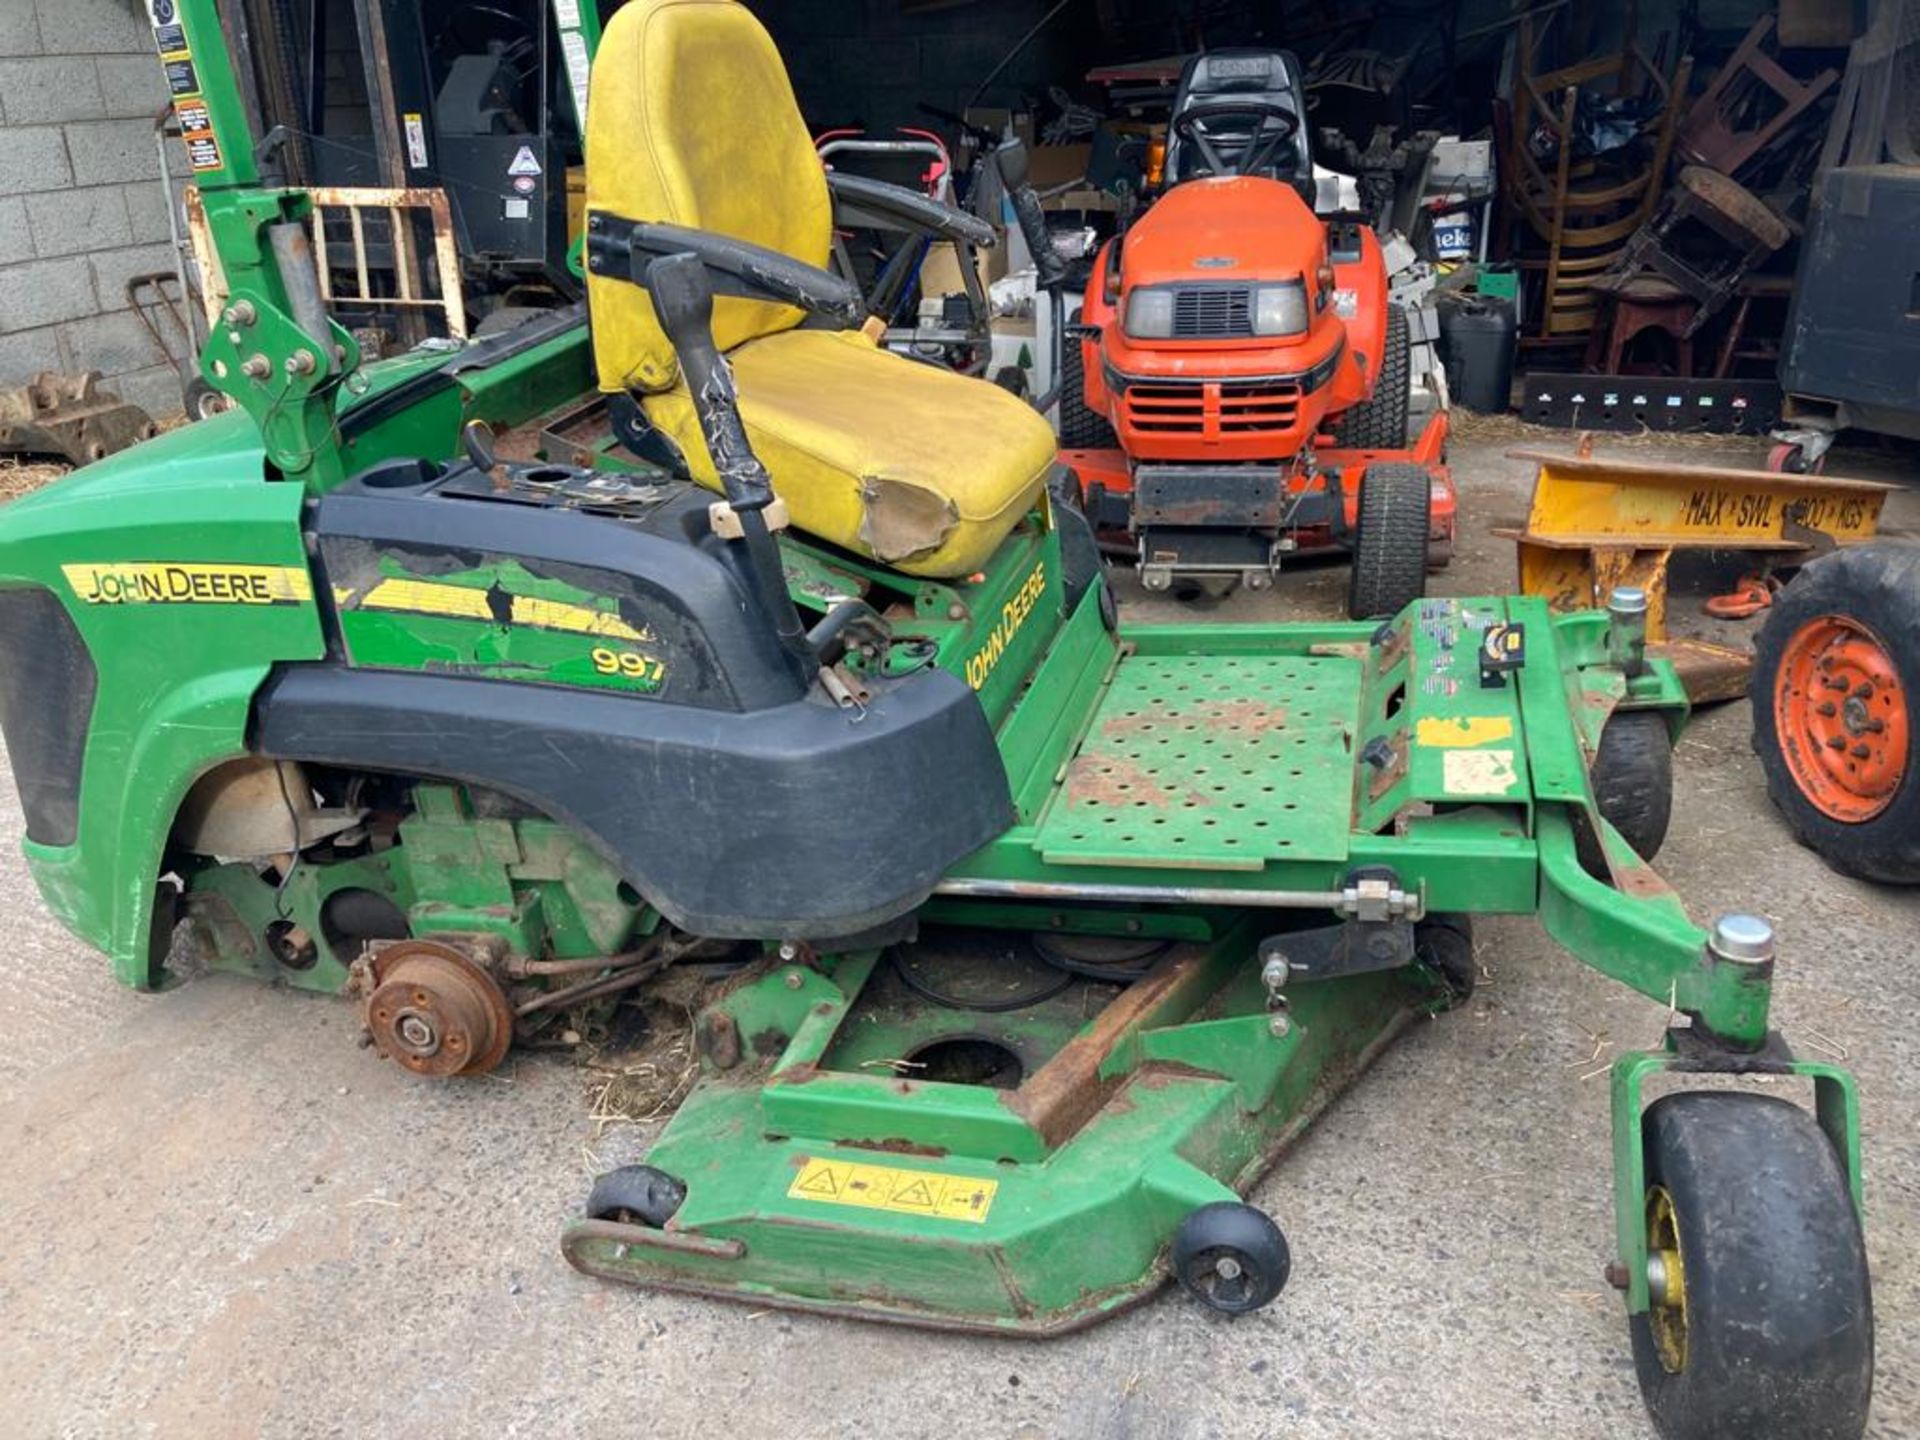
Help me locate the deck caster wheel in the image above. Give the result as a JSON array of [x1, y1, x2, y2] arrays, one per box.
[[586, 1164, 687, 1228], [1629, 1092, 1872, 1440], [1413, 913, 1476, 1008], [1171, 1202, 1291, 1315], [1575, 709, 1674, 876]]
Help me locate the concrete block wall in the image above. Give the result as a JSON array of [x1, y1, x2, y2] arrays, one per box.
[[0, 0, 186, 419]]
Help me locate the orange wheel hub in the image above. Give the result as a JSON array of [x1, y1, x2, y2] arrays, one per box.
[[1774, 615, 1910, 822]]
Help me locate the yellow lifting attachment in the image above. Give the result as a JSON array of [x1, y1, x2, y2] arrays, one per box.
[[1497, 439, 1892, 702]]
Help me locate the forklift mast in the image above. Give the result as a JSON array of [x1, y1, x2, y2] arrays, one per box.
[[141, 0, 605, 481]]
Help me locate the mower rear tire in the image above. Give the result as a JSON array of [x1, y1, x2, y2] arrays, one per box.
[[1346, 462, 1430, 620], [1332, 304, 1411, 449], [1629, 1092, 1872, 1440], [1057, 335, 1119, 449], [1752, 542, 1920, 883], [1574, 710, 1675, 875]]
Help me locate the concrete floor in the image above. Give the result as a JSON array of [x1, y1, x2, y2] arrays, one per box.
[[1, 422, 1916, 1439]]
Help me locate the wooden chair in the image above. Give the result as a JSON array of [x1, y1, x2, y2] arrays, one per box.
[[1676, 16, 1840, 179], [1502, 9, 1691, 352]]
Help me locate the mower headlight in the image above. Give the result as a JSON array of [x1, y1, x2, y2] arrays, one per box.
[[1251, 282, 1310, 337], [1123, 287, 1177, 339]]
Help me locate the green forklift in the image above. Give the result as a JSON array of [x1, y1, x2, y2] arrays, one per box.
[[0, 2, 1872, 1435]]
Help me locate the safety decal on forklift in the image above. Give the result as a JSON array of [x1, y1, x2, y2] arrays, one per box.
[[1413, 715, 1514, 748], [62, 562, 311, 607], [352, 577, 652, 642], [147, 0, 223, 173], [788, 1157, 998, 1223]]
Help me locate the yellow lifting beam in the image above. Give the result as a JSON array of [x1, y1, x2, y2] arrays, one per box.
[[1497, 441, 1892, 702]]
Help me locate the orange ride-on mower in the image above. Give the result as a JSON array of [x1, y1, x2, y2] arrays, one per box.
[[1059, 50, 1455, 615]]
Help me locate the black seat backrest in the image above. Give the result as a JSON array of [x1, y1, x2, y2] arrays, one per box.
[[1165, 48, 1312, 190]]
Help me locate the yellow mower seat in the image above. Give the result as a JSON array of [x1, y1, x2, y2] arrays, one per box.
[[584, 0, 1056, 577]]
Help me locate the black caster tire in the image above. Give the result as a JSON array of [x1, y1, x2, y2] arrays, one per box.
[[992, 364, 1030, 398], [1752, 542, 1920, 884], [183, 377, 232, 422], [1630, 1092, 1872, 1440], [1575, 710, 1675, 876], [1171, 1201, 1291, 1314], [585, 1164, 687, 1228], [1332, 303, 1411, 449], [1414, 913, 1475, 1007], [1057, 335, 1119, 449], [1345, 461, 1431, 620]]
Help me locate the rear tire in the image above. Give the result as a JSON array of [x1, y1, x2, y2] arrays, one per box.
[[1629, 1092, 1872, 1440], [1345, 462, 1430, 619], [1332, 304, 1411, 449], [1057, 335, 1119, 448], [1753, 542, 1920, 883]]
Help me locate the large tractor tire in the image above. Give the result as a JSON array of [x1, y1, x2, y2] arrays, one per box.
[[1345, 461, 1430, 620], [1753, 541, 1920, 883], [1333, 303, 1411, 449], [1057, 334, 1119, 449]]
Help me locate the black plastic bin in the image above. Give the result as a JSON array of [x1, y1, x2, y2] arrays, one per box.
[[1436, 292, 1517, 414]]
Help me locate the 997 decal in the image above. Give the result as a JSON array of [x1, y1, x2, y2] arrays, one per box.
[[589, 646, 666, 691]]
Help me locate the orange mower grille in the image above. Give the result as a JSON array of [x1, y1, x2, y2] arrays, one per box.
[[1121, 380, 1303, 442]]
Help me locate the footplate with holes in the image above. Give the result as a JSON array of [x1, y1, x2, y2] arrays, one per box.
[[1034, 654, 1360, 868]]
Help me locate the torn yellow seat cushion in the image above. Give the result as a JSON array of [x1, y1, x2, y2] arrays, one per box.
[[643, 329, 1059, 578]]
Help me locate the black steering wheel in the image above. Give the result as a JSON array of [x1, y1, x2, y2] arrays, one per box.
[[1170, 101, 1301, 179]]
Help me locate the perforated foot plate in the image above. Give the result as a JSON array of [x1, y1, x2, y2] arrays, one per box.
[[1033, 654, 1360, 869]]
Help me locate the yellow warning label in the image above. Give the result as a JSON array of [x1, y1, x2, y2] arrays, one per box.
[[788, 1157, 998, 1223], [355, 577, 651, 641], [1415, 714, 1515, 748], [63, 562, 311, 607]]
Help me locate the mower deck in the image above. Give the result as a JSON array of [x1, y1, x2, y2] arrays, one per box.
[[560, 590, 1698, 1330], [564, 934, 1423, 1332]]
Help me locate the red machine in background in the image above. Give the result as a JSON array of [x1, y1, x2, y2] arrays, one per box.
[[1059, 50, 1455, 614]]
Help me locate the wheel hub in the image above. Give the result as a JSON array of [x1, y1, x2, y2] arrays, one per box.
[[1773, 614, 1910, 821], [360, 939, 514, 1078], [1645, 1185, 1689, 1375]]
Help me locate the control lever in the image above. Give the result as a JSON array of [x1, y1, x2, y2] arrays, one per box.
[[645, 251, 817, 684], [993, 139, 1067, 290], [461, 418, 506, 489]]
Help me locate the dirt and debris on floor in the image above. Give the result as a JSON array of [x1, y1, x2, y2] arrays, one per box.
[[0, 456, 69, 503], [0, 422, 1914, 1439]]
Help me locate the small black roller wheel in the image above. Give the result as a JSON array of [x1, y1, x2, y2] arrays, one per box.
[[1575, 709, 1676, 877], [1630, 1092, 1872, 1440], [1057, 334, 1119, 449], [183, 377, 232, 422], [992, 364, 1030, 398], [1332, 303, 1411, 449], [585, 1164, 687, 1228], [1752, 541, 1920, 884], [1171, 1202, 1291, 1314], [1346, 462, 1431, 620], [1414, 913, 1475, 1008]]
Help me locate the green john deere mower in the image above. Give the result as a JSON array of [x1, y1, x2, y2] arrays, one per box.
[[0, 2, 1872, 1434]]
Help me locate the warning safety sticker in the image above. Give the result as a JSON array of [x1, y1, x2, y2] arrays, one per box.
[[787, 1157, 998, 1223]]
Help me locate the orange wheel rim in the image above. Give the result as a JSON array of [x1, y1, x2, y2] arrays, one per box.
[[1774, 614, 1910, 822]]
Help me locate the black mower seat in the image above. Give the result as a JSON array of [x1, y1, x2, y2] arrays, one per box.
[[583, 0, 1057, 578], [1165, 48, 1313, 189]]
